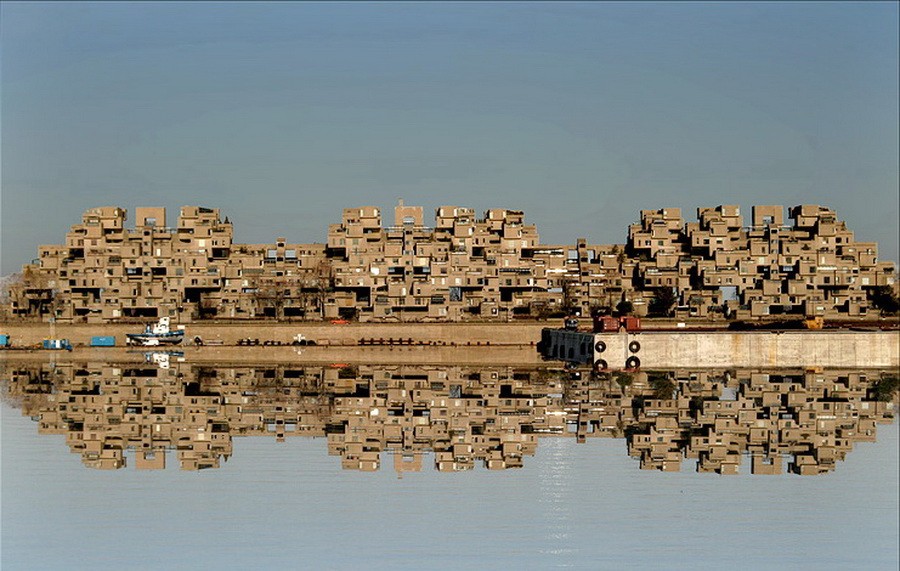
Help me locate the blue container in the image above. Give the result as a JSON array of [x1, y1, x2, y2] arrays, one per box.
[[0, 334, 9, 347], [43, 339, 72, 350], [90, 336, 116, 347]]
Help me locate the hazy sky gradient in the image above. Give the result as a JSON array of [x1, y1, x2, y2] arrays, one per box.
[[2, 2, 898, 274]]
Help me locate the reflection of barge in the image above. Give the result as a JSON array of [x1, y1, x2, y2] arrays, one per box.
[[126, 317, 184, 346]]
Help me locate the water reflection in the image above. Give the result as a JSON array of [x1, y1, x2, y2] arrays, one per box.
[[2, 361, 896, 475]]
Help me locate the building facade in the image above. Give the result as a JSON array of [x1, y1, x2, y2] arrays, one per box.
[[7, 201, 896, 323]]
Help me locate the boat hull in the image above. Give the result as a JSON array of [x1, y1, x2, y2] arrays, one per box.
[[125, 333, 184, 346]]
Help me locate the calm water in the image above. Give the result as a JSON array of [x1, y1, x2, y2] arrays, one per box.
[[2, 359, 898, 570]]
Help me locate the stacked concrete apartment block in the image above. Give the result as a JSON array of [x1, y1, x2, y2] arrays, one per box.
[[7, 201, 896, 323], [623, 204, 896, 319]]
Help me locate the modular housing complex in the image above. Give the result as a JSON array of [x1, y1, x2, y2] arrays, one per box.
[[6, 201, 896, 323]]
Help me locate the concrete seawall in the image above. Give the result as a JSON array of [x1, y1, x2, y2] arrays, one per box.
[[0, 345, 544, 366], [544, 329, 900, 369], [0, 322, 547, 347]]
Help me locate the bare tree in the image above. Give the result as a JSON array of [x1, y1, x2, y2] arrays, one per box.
[[252, 276, 287, 320], [298, 258, 333, 320], [198, 292, 219, 319], [8, 268, 56, 320], [562, 277, 580, 315]]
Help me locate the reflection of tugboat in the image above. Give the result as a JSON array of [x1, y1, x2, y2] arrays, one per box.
[[143, 350, 184, 370], [126, 317, 185, 346]]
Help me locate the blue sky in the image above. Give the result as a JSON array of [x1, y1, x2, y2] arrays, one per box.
[[2, 1, 898, 274]]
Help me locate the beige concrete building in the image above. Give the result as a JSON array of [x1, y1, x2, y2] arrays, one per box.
[[8, 206, 328, 323], [7, 202, 896, 323]]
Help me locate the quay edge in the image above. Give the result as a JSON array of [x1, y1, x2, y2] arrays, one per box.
[[541, 328, 900, 370]]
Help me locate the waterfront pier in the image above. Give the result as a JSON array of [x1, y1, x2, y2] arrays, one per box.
[[542, 328, 900, 370]]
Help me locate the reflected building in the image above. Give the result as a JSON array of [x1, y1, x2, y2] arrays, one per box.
[[2, 362, 896, 475]]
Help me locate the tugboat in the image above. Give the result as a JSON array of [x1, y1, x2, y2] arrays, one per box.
[[126, 317, 185, 346]]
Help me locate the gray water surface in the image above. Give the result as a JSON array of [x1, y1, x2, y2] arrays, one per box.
[[2, 362, 897, 570]]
